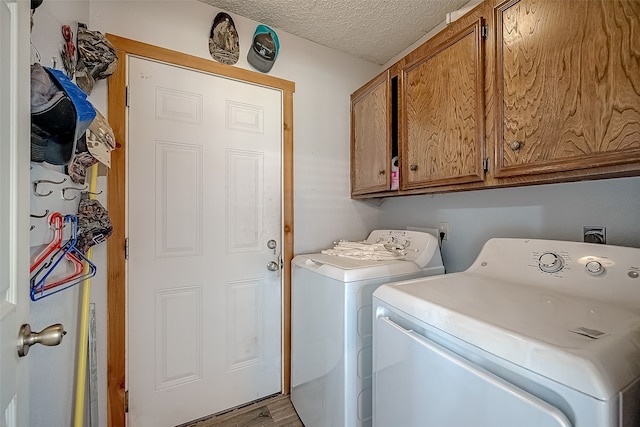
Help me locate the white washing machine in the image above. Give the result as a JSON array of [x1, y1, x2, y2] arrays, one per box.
[[373, 238, 640, 427], [291, 229, 445, 427]]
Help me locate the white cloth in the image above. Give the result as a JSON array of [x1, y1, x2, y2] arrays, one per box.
[[321, 240, 406, 261]]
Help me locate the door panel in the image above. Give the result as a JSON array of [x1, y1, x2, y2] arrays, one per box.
[[373, 316, 572, 427], [128, 57, 282, 426], [0, 0, 30, 425]]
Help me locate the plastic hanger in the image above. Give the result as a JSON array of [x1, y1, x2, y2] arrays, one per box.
[[29, 212, 64, 273], [30, 215, 97, 301], [42, 248, 84, 291], [31, 215, 96, 300], [35, 247, 96, 299]]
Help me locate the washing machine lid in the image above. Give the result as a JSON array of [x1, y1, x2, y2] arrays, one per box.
[[293, 253, 423, 283], [292, 229, 443, 282], [374, 274, 640, 400]]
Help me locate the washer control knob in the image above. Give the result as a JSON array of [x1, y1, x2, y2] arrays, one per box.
[[585, 260, 604, 276], [539, 252, 564, 273]]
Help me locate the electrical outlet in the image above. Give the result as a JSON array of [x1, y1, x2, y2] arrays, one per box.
[[439, 222, 449, 241], [583, 226, 606, 244]]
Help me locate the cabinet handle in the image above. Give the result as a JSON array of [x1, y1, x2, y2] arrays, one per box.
[[509, 140, 522, 151], [379, 170, 386, 175], [410, 164, 418, 171]]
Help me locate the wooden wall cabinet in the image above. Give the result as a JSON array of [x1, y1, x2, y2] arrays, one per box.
[[400, 18, 486, 190], [350, 70, 393, 195], [350, 0, 640, 199], [494, 0, 640, 179]]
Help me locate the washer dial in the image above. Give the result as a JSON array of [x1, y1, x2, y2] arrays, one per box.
[[539, 252, 564, 273]]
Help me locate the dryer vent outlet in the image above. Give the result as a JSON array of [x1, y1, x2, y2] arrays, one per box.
[[583, 226, 606, 244]]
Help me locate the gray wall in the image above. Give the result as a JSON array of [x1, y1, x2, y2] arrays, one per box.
[[376, 177, 640, 273], [29, 1, 380, 426]]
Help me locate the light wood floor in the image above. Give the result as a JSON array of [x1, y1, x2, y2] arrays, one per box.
[[179, 394, 303, 427]]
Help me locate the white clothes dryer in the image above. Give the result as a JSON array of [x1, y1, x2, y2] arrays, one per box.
[[373, 238, 640, 427], [291, 230, 444, 427]]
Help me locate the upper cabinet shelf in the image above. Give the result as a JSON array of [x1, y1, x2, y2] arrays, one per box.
[[350, 0, 640, 199]]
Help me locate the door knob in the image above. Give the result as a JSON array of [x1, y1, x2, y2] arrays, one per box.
[[267, 261, 279, 271], [17, 323, 66, 357]]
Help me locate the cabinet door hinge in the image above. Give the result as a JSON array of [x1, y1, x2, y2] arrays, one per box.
[[483, 158, 489, 173], [124, 237, 129, 260], [125, 390, 129, 413], [126, 85, 130, 107], [481, 25, 489, 40]]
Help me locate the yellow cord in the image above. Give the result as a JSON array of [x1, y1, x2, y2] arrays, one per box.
[[73, 164, 99, 427]]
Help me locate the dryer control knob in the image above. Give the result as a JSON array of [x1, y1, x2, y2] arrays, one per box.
[[585, 260, 604, 276], [539, 252, 564, 273]]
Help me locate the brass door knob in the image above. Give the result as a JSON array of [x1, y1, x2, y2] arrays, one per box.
[[509, 140, 522, 151], [409, 164, 418, 171]]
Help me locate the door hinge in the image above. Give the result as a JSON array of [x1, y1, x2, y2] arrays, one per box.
[[481, 25, 489, 40], [483, 158, 489, 173], [126, 85, 130, 107], [125, 390, 129, 413], [124, 237, 129, 260]]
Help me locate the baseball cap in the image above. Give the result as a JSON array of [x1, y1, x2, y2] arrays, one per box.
[[67, 135, 98, 185], [86, 109, 115, 167], [67, 109, 115, 184], [209, 12, 239, 65], [46, 67, 96, 137], [30, 64, 97, 166], [30, 64, 77, 165], [247, 25, 279, 73], [76, 195, 113, 254], [76, 22, 118, 95]]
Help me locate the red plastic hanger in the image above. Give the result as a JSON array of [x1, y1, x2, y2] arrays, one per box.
[[30, 212, 64, 274]]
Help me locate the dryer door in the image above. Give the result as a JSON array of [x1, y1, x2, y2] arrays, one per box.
[[373, 316, 573, 427]]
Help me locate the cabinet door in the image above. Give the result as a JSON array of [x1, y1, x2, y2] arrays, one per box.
[[495, 0, 640, 178], [401, 19, 485, 190], [351, 71, 392, 196]]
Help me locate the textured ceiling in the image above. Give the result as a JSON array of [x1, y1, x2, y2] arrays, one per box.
[[199, 0, 472, 65]]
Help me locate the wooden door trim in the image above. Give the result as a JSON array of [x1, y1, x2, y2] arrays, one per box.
[[105, 34, 295, 427]]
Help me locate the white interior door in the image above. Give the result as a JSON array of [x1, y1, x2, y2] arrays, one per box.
[[0, 0, 30, 425], [127, 57, 283, 427]]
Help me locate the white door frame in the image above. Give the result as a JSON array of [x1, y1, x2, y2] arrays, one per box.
[[104, 35, 295, 427], [0, 0, 31, 425]]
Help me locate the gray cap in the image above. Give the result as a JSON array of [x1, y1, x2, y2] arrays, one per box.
[[247, 25, 279, 73]]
